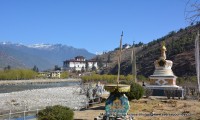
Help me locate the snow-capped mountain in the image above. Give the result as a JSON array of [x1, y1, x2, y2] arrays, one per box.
[[27, 44, 53, 49], [0, 42, 95, 70]]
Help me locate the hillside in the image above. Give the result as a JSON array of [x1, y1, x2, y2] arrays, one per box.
[[0, 43, 95, 71], [0, 51, 26, 69], [96, 23, 200, 77]]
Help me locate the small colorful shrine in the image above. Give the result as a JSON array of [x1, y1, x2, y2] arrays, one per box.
[[95, 32, 132, 120]]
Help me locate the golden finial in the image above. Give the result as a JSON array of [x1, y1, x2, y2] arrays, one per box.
[[161, 41, 166, 51], [161, 41, 167, 60]]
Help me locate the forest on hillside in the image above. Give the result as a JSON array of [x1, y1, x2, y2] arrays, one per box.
[[96, 22, 200, 78]]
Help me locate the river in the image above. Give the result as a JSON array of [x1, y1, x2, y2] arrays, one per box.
[[0, 79, 80, 93]]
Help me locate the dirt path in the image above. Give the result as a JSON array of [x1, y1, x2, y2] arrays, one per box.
[[74, 103, 105, 120]]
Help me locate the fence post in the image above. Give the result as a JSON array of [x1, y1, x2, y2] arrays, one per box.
[[9, 110, 11, 120], [4, 107, 44, 120], [85, 101, 88, 109], [24, 110, 26, 120], [37, 109, 39, 115]]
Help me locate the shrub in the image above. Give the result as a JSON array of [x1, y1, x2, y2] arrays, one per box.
[[144, 88, 153, 98], [37, 105, 74, 120], [137, 75, 148, 82], [81, 74, 118, 83], [119, 80, 131, 85], [125, 82, 144, 100], [60, 72, 69, 79]]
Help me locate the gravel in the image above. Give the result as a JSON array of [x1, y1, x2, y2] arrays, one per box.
[[0, 86, 88, 113]]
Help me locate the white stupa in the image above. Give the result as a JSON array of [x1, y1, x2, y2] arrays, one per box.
[[146, 42, 183, 96]]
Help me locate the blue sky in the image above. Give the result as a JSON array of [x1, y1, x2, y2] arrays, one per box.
[[0, 0, 193, 54]]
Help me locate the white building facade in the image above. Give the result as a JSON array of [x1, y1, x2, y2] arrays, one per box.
[[38, 71, 62, 78], [63, 56, 98, 71]]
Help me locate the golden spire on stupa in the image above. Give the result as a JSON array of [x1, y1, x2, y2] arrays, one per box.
[[161, 41, 167, 60]]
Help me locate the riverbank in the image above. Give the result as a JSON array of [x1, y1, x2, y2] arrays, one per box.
[[0, 78, 81, 85], [0, 86, 88, 116]]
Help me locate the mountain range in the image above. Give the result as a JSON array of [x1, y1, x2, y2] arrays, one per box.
[[1, 23, 200, 76], [0, 42, 95, 71]]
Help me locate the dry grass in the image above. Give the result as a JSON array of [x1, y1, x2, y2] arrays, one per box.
[[129, 98, 200, 120], [74, 97, 200, 120]]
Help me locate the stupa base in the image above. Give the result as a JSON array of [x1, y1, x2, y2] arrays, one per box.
[[145, 85, 184, 98]]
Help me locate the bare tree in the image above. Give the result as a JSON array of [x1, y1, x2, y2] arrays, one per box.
[[185, 0, 200, 24]]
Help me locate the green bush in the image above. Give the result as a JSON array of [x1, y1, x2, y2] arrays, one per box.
[[81, 74, 136, 83], [60, 72, 69, 79], [119, 80, 131, 85], [81, 74, 117, 83], [137, 75, 148, 82], [37, 105, 74, 120], [125, 82, 144, 100]]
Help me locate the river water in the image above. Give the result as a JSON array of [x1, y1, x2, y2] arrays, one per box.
[[0, 81, 80, 93]]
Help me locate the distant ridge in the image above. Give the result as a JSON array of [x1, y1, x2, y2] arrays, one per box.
[[0, 43, 95, 71]]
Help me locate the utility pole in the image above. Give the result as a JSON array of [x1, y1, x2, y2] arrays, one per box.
[[195, 30, 200, 93], [117, 31, 123, 85], [131, 41, 137, 82]]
